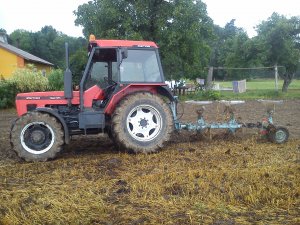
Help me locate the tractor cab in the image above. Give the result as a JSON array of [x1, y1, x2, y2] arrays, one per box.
[[77, 36, 166, 110], [87, 36, 164, 84], [69, 35, 165, 113]]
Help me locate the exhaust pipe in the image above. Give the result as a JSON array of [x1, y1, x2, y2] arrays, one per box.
[[64, 43, 73, 106]]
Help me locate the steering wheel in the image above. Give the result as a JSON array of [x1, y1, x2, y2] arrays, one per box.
[[103, 76, 117, 85], [101, 77, 117, 100]]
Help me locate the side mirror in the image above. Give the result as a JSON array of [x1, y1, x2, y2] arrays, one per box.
[[121, 48, 128, 59]]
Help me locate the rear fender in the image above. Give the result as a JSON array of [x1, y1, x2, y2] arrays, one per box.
[[35, 108, 70, 144], [104, 84, 174, 115], [156, 85, 175, 102]]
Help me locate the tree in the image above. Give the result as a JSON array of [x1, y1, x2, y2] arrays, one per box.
[[70, 47, 88, 83], [256, 13, 300, 92], [0, 28, 8, 43], [74, 0, 214, 80], [209, 20, 260, 80], [159, 0, 213, 80], [9, 26, 88, 79], [9, 29, 34, 52]]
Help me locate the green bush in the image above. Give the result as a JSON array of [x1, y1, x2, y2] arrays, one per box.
[[0, 80, 18, 109], [202, 90, 221, 100], [10, 64, 49, 92], [48, 69, 64, 91], [194, 90, 221, 100]]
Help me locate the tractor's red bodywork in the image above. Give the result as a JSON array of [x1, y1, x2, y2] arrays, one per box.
[[15, 83, 166, 116], [89, 39, 158, 48]]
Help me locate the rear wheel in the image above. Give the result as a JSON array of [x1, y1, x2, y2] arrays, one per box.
[[111, 92, 174, 153], [10, 112, 64, 161]]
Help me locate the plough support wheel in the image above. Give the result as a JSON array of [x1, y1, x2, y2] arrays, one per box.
[[268, 126, 289, 144]]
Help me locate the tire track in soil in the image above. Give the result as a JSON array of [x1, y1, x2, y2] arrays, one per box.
[[0, 110, 18, 162]]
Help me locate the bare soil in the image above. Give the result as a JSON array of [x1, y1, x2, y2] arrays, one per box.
[[0, 101, 299, 224]]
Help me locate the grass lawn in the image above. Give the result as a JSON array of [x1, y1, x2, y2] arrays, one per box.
[[181, 79, 300, 100], [219, 79, 300, 90], [219, 89, 300, 100]]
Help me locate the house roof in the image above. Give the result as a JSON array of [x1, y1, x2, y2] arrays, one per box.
[[0, 42, 54, 66]]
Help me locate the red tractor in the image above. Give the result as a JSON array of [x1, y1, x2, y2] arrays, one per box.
[[10, 36, 175, 161]]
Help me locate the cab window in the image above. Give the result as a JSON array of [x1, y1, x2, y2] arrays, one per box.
[[85, 48, 117, 89], [120, 49, 162, 83]]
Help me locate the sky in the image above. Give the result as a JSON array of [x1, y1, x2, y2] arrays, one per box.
[[0, 0, 299, 38], [204, 0, 300, 37], [0, 0, 89, 37]]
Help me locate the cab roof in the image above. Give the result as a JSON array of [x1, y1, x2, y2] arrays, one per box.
[[90, 39, 158, 48]]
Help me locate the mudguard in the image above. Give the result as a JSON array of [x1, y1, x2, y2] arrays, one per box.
[[35, 107, 70, 144]]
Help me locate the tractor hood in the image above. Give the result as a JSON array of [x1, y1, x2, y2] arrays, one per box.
[[15, 85, 105, 116], [15, 91, 80, 116]]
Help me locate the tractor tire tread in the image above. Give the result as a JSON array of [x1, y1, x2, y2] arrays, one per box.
[[111, 92, 173, 153], [10, 111, 64, 162]]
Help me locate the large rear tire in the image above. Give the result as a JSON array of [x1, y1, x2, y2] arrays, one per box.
[[111, 92, 174, 153], [10, 112, 64, 162]]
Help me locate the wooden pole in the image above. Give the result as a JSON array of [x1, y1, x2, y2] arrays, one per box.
[[274, 64, 278, 91], [206, 66, 213, 90]]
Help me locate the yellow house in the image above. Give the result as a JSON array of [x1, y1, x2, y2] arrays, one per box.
[[0, 35, 53, 79]]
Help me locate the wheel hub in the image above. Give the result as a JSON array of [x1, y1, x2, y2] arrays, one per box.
[[31, 130, 46, 144], [139, 118, 149, 128], [20, 122, 55, 155], [275, 130, 286, 142]]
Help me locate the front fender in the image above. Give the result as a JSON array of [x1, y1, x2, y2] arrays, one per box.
[[35, 108, 70, 144]]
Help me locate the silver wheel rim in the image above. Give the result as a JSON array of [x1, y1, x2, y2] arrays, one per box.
[[20, 122, 55, 154], [275, 129, 287, 143], [126, 104, 163, 142]]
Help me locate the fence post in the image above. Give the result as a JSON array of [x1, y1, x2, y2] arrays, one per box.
[[206, 66, 213, 90], [274, 64, 278, 91]]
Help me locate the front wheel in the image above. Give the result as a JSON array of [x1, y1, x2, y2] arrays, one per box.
[[10, 112, 64, 161], [111, 92, 174, 153]]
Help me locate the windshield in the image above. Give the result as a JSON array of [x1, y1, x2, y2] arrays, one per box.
[[120, 49, 163, 83]]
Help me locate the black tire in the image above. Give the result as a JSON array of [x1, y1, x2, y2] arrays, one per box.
[[107, 128, 114, 140], [10, 112, 64, 162], [268, 126, 289, 144], [106, 126, 121, 148], [111, 92, 174, 153]]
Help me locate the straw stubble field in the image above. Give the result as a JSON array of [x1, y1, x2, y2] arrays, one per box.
[[0, 101, 299, 224]]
